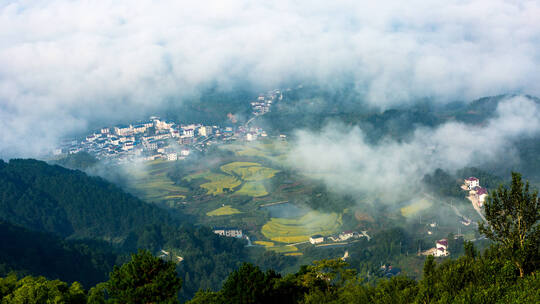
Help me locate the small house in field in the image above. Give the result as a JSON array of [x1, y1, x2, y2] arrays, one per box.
[[434, 238, 449, 257], [309, 235, 324, 244]]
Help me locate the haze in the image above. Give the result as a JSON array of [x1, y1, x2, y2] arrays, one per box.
[[1, 0, 539, 158]]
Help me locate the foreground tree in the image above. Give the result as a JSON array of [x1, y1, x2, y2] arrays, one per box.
[[479, 172, 540, 277], [106, 249, 182, 304]]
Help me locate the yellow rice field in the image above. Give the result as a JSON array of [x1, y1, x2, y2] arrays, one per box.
[[220, 162, 279, 181], [261, 211, 342, 243], [206, 205, 242, 216]]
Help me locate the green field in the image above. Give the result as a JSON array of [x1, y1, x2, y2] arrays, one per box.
[[220, 162, 279, 181], [206, 205, 242, 216], [235, 182, 268, 197], [124, 160, 188, 203], [400, 198, 433, 217], [261, 211, 342, 243]]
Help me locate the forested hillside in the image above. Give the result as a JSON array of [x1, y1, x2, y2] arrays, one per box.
[[0, 221, 118, 287], [0, 159, 248, 300]]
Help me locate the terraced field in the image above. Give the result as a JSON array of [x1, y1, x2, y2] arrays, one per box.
[[206, 205, 242, 216], [235, 182, 268, 197], [200, 174, 242, 195], [220, 162, 279, 181], [261, 211, 342, 243], [124, 160, 188, 203]]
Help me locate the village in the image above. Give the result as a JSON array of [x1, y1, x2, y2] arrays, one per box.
[[419, 176, 489, 258], [53, 89, 284, 163]]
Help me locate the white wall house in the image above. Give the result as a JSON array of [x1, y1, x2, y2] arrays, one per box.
[[309, 235, 324, 244], [465, 177, 479, 190]]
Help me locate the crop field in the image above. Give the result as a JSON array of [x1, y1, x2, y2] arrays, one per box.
[[124, 160, 188, 203], [235, 182, 268, 197], [285, 252, 303, 256], [400, 198, 433, 217], [206, 205, 242, 216], [254, 241, 274, 247], [199, 173, 242, 195], [268, 245, 298, 253], [220, 162, 279, 181], [261, 211, 342, 243]]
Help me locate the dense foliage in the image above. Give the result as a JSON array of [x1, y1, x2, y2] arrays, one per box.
[[0, 221, 118, 288], [0, 159, 248, 300]]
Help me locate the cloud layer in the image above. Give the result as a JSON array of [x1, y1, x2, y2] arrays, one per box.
[[287, 96, 540, 202], [1, 0, 539, 157]]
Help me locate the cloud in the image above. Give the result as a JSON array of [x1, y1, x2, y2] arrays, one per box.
[[1, 0, 539, 157], [286, 96, 540, 202]]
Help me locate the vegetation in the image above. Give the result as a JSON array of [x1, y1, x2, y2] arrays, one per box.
[[261, 211, 341, 243], [479, 172, 539, 277], [91, 250, 182, 304], [400, 198, 432, 217], [0, 221, 118, 288], [0, 159, 248, 300], [235, 182, 268, 197], [206, 205, 242, 216], [220, 162, 279, 181]]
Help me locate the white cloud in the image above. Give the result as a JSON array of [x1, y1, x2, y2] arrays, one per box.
[[0, 0, 539, 157], [286, 96, 540, 202]]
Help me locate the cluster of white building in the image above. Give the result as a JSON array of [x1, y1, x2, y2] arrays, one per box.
[[309, 230, 370, 245], [55, 87, 288, 163], [56, 115, 274, 163], [55, 116, 219, 162], [250, 89, 282, 116]]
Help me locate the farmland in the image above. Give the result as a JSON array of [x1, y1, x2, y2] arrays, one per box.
[[123, 160, 188, 204], [261, 211, 342, 243], [206, 205, 242, 216], [235, 182, 268, 197], [220, 161, 279, 181]]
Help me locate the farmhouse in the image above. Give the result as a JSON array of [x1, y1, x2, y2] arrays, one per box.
[[475, 187, 488, 206], [465, 177, 479, 190], [309, 235, 324, 244], [434, 238, 449, 257], [213, 227, 243, 238]]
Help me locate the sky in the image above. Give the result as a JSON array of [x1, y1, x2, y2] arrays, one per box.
[[1, 0, 539, 157]]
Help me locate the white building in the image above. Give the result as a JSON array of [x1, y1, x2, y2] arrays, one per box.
[[199, 126, 212, 137], [309, 235, 324, 244], [434, 239, 449, 257], [182, 129, 194, 138], [114, 125, 133, 136], [465, 177, 479, 190], [167, 153, 178, 161], [213, 227, 243, 238]]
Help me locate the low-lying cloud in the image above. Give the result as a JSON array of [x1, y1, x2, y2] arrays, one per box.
[[286, 96, 540, 202], [1, 1, 540, 157]]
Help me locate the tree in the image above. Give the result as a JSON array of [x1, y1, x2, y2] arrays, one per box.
[[106, 249, 182, 304], [479, 172, 540, 277]]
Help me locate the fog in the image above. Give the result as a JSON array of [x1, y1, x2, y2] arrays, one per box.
[[1, 0, 540, 158], [286, 96, 540, 202]]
